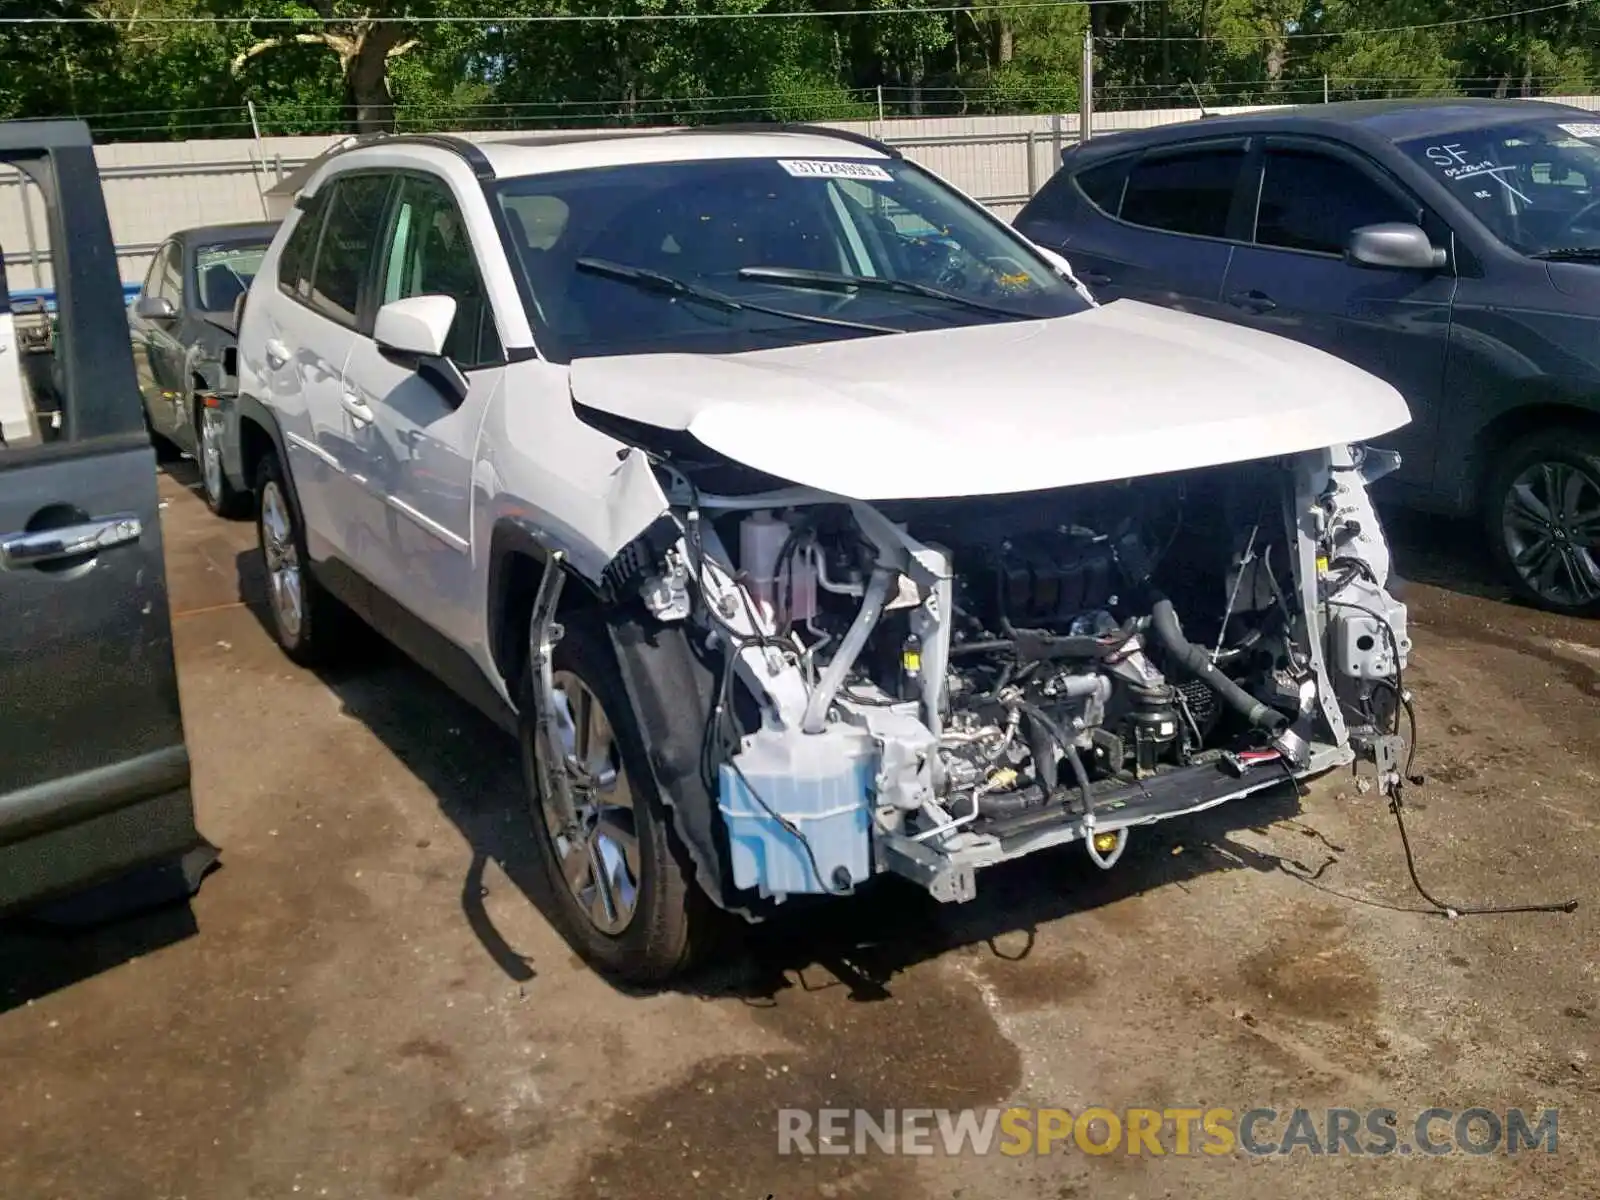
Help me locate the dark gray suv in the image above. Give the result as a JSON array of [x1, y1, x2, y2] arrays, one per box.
[[1016, 98, 1600, 615]]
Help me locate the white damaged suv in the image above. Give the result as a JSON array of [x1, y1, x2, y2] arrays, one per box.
[[235, 125, 1414, 982]]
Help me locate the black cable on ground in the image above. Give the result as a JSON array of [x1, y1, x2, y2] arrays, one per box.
[[1387, 783, 1577, 916], [1325, 597, 1577, 917]]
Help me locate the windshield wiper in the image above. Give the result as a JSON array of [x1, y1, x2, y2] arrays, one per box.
[[737, 265, 1038, 320], [573, 257, 898, 334], [1528, 247, 1600, 262]]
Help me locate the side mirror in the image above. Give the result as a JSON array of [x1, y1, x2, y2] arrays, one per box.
[[135, 295, 177, 321], [374, 295, 457, 360], [374, 295, 467, 408], [1346, 223, 1447, 271]]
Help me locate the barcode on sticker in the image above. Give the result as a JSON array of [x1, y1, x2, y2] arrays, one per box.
[[777, 159, 894, 182], [1559, 122, 1600, 139]]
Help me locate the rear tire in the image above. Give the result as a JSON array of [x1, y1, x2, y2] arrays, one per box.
[[1485, 427, 1600, 617], [518, 611, 709, 984], [254, 451, 346, 666], [197, 403, 250, 519]]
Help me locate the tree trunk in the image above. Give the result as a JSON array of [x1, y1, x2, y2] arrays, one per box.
[[1160, 1, 1170, 87], [997, 19, 1014, 66], [345, 24, 407, 133]]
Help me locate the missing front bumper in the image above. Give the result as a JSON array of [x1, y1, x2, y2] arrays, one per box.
[[876, 741, 1352, 903]]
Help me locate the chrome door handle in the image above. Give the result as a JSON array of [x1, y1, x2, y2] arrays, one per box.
[[264, 339, 289, 369], [341, 390, 374, 424], [0, 513, 143, 570]]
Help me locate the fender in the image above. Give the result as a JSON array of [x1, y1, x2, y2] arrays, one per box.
[[605, 607, 761, 919]]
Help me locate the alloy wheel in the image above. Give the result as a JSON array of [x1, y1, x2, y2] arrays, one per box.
[[538, 670, 642, 935], [259, 480, 304, 643], [1501, 458, 1600, 607], [200, 406, 225, 506]]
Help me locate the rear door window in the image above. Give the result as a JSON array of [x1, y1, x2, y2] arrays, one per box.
[[306, 174, 392, 328], [1254, 147, 1416, 256], [1074, 157, 1132, 216], [1120, 146, 1248, 238], [277, 192, 326, 301]]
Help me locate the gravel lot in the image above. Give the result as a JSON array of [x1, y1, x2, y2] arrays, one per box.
[[2, 466, 1597, 1200]]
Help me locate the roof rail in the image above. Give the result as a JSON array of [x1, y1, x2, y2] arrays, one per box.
[[666, 121, 902, 158], [279, 130, 495, 185]]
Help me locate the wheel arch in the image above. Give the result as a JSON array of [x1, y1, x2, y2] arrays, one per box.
[[487, 514, 749, 918], [486, 518, 601, 702], [1465, 395, 1600, 512]]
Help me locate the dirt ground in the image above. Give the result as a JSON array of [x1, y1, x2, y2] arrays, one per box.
[[2, 466, 1597, 1200]]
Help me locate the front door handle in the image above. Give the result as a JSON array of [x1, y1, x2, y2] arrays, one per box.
[[1227, 289, 1277, 313], [264, 339, 289, 370], [0, 513, 143, 570], [341, 390, 374, 424], [1081, 271, 1113, 286]]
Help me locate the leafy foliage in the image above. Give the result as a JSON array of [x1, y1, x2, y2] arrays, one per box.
[[1, 0, 1599, 138]]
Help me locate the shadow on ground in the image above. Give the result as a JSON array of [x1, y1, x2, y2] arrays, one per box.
[[0, 484, 1513, 1016], [224, 541, 1344, 1007]]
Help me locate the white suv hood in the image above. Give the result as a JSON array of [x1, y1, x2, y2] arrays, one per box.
[[567, 299, 1411, 500]]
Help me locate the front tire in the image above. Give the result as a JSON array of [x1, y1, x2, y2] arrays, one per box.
[[254, 452, 345, 666], [1485, 427, 1600, 617], [518, 612, 708, 984]]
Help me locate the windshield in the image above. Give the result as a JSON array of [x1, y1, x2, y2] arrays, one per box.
[[195, 242, 268, 313], [1395, 119, 1600, 256], [493, 154, 1089, 362]]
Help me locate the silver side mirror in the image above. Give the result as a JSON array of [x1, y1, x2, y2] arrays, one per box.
[[135, 295, 177, 320], [1346, 223, 1447, 271]]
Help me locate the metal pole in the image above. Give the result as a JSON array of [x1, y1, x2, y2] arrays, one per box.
[[17, 176, 44, 291], [1323, 72, 1330, 104], [1080, 30, 1095, 143], [876, 84, 885, 123], [1025, 129, 1037, 194], [246, 100, 271, 220]]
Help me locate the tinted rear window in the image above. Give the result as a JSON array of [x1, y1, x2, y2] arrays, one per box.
[[1120, 147, 1246, 238], [1074, 157, 1131, 216], [307, 174, 393, 327]]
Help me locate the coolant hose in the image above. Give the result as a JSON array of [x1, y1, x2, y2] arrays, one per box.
[[1148, 595, 1286, 732], [803, 566, 895, 734]]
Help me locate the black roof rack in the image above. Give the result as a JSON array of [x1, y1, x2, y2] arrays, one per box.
[[423, 121, 902, 165], [286, 122, 898, 190], [663, 122, 902, 158]]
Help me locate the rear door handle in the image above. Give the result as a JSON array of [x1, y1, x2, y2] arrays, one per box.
[[1227, 289, 1277, 312], [1081, 271, 1113, 286], [264, 339, 289, 369], [341, 389, 374, 424], [0, 513, 143, 570]]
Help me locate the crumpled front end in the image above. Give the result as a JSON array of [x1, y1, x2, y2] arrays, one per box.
[[584, 442, 1411, 911]]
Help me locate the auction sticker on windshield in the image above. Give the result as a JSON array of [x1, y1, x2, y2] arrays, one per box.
[[1558, 123, 1600, 139], [778, 159, 894, 181]]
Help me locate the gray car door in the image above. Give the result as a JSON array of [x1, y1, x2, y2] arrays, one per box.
[[1218, 137, 1457, 498], [0, 120, 203, 913]]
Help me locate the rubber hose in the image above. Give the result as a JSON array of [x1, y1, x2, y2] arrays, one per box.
[[1148, 596, 1286, 731], [1020, 701, 1094, 816]]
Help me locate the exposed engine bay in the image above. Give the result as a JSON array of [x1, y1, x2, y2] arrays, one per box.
[[600, 444, 1411, 908]]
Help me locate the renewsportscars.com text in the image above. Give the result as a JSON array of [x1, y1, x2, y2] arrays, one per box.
[[777, 1106, 1559, 1158]]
